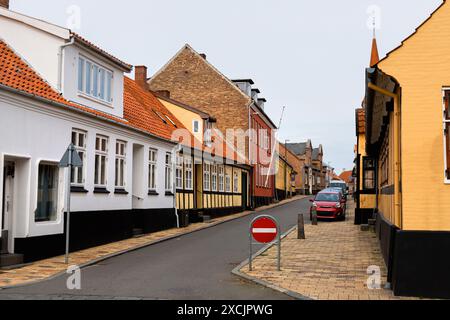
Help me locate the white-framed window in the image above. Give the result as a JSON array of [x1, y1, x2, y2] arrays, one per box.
[[149, 149, 158, 191], [185, 157, 193, 190], [94, 135, 108, 187], [233, 172, 239, 193], [193, 120, 200, 133], [203, 162, 211, 191], [176, 155, 183, 189], [165, 152, 173, 192], [36, 162, 59, 222], [211, 164, 218, 192], [225, 171, 231, 193], [78, 56, 113, 104], [71, 129, 86, 185], [218, 165, 225, 192], [115, 140, 126, 188]]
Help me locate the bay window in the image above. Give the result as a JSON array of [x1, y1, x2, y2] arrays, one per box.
[[78, 56, 113, 104]]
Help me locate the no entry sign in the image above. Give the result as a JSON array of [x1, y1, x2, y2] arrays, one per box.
[[249, 215, 281, 271], [251, 217, 278, 244]]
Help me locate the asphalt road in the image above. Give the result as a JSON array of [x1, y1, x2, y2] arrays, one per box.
[[0, 197, 312, 300]]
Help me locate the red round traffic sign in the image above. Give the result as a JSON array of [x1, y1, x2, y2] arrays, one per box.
[[251, 217, 278, 243]]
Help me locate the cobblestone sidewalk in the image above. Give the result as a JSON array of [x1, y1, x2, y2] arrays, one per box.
[[240, 201, 418, 300], [0, 196, 306, 288]]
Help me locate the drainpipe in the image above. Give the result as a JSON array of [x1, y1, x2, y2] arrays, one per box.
[[58, 37, 75, 92], [172, 145, 180, 228]]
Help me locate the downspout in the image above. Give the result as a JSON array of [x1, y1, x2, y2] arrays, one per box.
[[172, 145, 181, 228], [58, 37, 75, 92]]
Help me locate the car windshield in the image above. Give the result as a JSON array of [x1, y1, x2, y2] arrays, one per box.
[[315, 193, 340, 202]]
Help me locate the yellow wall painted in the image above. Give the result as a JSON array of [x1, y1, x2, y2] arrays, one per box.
[[158, 98, 204, 142], [377, 1, 450, 231]]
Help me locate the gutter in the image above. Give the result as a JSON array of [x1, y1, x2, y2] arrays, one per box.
[[0, 84, 178, 147], [57, 37, 75, 92]]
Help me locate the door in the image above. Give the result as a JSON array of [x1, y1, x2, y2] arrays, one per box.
[[1, 162, 15, 254], [195, 164, 203, 209], [241, 172, 248, 209]]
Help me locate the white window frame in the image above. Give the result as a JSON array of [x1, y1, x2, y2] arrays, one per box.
[[94, 135, 109, 187], [443, 89, 450, 184], [218, 165, 225, 192], [233, 172, 239, 193], [225, 171, 231, 193], [185, 157, 193, 190], [211, 164, 218, 192], [165, 152, 173, 192], [115, 140, 127, 189], [149, 149, 158, 191], [71, 129, 86, 186], [176, 155, 183, 189], [78, 55, 113, 105], [203, 162, 211, 191]]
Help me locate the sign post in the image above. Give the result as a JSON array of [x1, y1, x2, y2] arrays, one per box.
[[59, 144, 83, 264], [249, 215, 281, 271]]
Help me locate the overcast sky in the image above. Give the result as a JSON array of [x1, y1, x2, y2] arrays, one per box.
[[11, 0, 443, 172]]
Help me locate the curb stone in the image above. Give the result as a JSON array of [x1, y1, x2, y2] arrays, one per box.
[[231, 226, 312, 301], [0, 196, 308, 290]]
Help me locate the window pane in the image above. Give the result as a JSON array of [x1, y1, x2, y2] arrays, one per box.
[[36, 164, 58, 222], [85, 61, 92, 95], [106, 72, 112, 102], [99, 69, 105, 100], [78, 58, 84, 92], [94, 154, 99, 185], [101, 156, 106, 185], [93, 65, 99, 97]]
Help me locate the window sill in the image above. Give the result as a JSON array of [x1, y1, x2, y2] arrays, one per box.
[[114, 189, 129, 195], [165, 191, 175, 196], [71, 186, 89, 193], [148, 190, 159, 196], [94, 187, 111, 194], [77, 92, 113, 108]]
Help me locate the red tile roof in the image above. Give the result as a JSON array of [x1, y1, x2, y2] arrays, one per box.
[[0, 40, 244, 164], [339, 171, 353, 183]]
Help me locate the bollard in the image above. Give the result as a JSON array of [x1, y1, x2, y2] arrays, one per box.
[[298, 214, 306, 239], [312, 211, 318, 226]]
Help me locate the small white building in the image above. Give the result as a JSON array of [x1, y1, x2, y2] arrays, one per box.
[[0, 5, 181, 265]]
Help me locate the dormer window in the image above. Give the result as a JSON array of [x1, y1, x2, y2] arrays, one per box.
[[78, 56, 113, 104]]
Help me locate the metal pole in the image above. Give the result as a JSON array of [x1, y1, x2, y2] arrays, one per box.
[[277, 223, 281, 271], [65, 145, 72, 265], [249, 224, 253, 271]]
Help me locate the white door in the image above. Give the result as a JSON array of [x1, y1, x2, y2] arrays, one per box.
[[2, 162, 15, 253]]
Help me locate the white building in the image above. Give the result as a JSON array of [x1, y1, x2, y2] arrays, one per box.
[[0, 4, 181, 265]]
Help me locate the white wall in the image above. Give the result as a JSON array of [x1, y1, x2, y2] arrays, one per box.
[[0, 91, 176, 239]]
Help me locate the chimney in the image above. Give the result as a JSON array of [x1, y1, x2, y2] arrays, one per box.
[[199, 53, 207, 60], [0, 0, 9, 9], [135, 65, 148, 90], [156, 90, 171, 99]]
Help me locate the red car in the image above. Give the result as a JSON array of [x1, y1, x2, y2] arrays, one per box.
[[310, 190, 346, 221]]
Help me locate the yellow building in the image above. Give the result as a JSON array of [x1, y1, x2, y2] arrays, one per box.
[[155, 93, 251, 222], [275, 142, 296, 200], [362, 0, 450, 298]]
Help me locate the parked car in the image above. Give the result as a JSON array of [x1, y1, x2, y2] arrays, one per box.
[[329, 180, 349, 198], [323, 187, 347, 205], [310, 190, 346, 221]]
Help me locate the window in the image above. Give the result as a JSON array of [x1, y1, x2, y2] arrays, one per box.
[[225, 171, 231, 193], [36, 163, 59, 222], [363, 157, 376, 190], [176, 155, 183, 189], [211, 164, 218, 192], [115, 140, 126, 188], [165, 152, 173, 192], [149, 149, 157, 191], [94, 135, 108, 187], [203, 163, 211, 191], [193, 120, 200, 133], [185, 157, 193, 190], [218, 166, 225, 192], [78, 56, 113, 104], [233, 172, 239, 193], [71, 129, 86, 185]]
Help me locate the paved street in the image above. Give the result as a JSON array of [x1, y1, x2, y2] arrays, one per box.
[[0, 198, 312, 300]]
